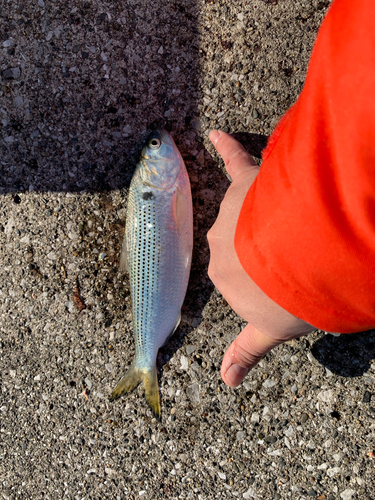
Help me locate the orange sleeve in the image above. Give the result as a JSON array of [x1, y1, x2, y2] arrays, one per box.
[[234, 0, 375, 333]]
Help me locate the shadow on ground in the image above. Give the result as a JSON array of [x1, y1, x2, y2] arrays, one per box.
[[311, 330, 375, 377], [232, 132, 269, 159], [0, 0, 201, 194]]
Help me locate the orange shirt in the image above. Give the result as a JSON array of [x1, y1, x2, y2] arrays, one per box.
[[235, 0, 375, 333]]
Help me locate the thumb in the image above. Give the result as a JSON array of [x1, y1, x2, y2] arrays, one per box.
[[209, 130, 258, 181], [221, 324, 283, 387]]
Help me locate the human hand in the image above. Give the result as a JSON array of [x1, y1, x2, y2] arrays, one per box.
[[207, 130, 314, 387]]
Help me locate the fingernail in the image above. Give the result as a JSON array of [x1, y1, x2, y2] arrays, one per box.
[[224, 364, 250, 388], [209, 129, 221, 146]]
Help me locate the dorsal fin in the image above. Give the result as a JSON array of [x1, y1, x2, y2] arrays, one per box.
[[119, 234, 129, 273]]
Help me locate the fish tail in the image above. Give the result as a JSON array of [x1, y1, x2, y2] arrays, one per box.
[[109, 362, 161, 421], [109, 362, 142, 402], [143, 365, 161, 421]]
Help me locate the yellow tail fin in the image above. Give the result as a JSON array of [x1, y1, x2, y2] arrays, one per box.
[[109, 362, 161, 421], [143, 367, 161, 421]]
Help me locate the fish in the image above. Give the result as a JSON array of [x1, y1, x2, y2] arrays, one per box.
[[109, 129, 193, 420]]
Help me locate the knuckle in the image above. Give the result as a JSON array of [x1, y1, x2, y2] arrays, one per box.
[[226, 149, 248, 171], [233, 336, 263, 366]]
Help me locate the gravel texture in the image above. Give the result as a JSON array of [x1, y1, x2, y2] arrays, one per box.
[[1, 1, 375, 499]]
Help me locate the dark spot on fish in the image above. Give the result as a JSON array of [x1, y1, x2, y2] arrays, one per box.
[[142, 191, 154, 200]]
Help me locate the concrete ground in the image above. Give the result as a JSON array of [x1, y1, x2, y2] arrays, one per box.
[[1, 0, 374, 499]]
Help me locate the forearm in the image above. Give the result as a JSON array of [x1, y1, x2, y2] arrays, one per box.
[[235, 0, 375, 333]]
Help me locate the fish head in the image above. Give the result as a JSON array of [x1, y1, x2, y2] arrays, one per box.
[[139, 129, 184, 190]]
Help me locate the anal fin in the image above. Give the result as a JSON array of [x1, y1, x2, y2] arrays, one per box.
[[172, 312, 181, 336], [162, 312, 181, 347]]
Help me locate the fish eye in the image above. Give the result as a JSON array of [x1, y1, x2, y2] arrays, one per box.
[[149, 138, 161, 150]]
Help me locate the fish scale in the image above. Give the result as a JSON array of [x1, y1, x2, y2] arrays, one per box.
[[109, 129, 193, 419], [129, 184, 184, 366]]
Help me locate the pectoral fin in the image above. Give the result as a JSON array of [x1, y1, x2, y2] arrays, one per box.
[[175, 187, 189, 234]]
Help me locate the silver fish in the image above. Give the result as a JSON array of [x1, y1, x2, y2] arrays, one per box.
[[109, 129, 193, 419]]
